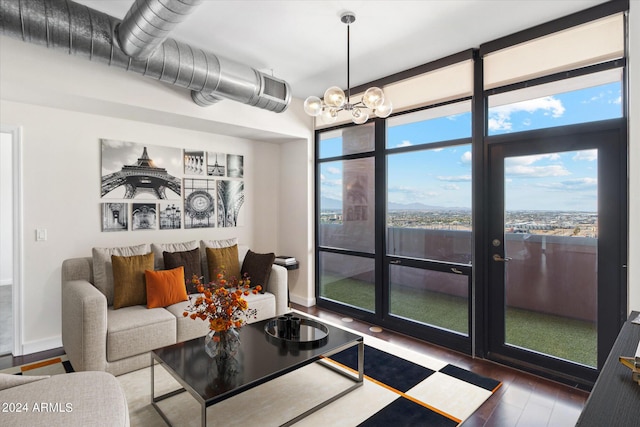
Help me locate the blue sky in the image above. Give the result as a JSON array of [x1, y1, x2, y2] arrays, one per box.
[[320, 81, 621, 212]]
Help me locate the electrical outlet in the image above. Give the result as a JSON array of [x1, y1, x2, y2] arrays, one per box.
[[36, 228, 47, 241]]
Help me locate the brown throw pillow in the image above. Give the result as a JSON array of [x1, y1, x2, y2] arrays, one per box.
[[112, 252, 154, 309], [241, 250, 275, 293], [163, 248, 202, 294], [145, 267, 188, 308], [206, 245, 240, 284]]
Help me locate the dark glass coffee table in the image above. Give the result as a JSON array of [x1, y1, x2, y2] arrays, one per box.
[[151, 314, 364, 427]]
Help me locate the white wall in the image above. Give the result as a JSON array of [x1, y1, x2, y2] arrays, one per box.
[[0, 100, 288, 353], [0, 35, 314, 354], [628, 0, 640, 313], [0, 133, 12, 286]]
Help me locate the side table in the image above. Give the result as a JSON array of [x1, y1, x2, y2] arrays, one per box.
[[275, 257, 299, 306]]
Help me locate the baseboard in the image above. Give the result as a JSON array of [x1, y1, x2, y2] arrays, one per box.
[[21, 336, 62, 356], [290, 294, 316, 307]]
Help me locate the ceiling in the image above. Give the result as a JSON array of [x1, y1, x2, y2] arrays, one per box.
[[76, 0, 609, 101]]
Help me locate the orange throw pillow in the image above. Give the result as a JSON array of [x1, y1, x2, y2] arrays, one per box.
[[145, 266, 188, 309]]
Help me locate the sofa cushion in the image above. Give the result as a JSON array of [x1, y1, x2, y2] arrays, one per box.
[[165, 298, 211, 343], [206, 244, 241, 283], [200, 238, 237, 282], [241, 250, 275, 292], [242, 291, 276, 323], [151, 240, 198, 270], [145, 267, 188, 308], [106, 305, 176, 362], [92, 243, 150, 305], [163, 248, 202, 293], [112, 252, 154, 309]]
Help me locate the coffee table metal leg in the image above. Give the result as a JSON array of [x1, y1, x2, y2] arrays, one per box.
[[151, 354, 192, 426], [281, 340, 364, 427]]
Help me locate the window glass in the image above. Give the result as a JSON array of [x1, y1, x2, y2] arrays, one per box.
[[488, 69, 623, 136], [318, 123, 375, 159], [387, 101, 471, 149], [387, 144, 472, 263], [319, 252, 375, 312], [319, 157, 375, 253], [389, 265, 469, 336]]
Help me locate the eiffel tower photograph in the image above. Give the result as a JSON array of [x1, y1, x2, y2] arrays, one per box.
[[101, 139, 182, 200]]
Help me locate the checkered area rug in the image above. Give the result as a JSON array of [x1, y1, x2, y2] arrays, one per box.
[[328, 345, 501, 426], [0, 355, 74, 376], [1, 316, 501, 426]]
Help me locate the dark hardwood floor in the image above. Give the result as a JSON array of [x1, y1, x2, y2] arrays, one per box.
[[292, 303, 589, 427], [1, 304, 589, 426]]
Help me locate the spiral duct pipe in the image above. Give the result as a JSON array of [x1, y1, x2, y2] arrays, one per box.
[[117, 0, 203, 60], [0, 0, 291, 112]]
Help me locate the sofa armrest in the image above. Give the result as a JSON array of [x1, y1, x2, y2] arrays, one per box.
[[266, 264, 288, 316], [61, 279, 108, 372]]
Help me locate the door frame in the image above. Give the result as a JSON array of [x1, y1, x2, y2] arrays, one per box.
[[483, 119, 627, 387], [0, 125, 23, 356]]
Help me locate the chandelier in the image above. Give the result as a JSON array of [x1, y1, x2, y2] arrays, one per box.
[[303, 12, 392, 125]]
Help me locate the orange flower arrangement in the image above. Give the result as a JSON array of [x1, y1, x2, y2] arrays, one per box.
[[183, 269, 261, 335]]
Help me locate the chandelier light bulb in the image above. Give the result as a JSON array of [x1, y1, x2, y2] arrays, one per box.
[[374, 98, 393, 118], [322, 107, 339, 124], [362, 87, 385, 109], [303, 96, 323, 117], [352, 108, 369, 124], [324, 86, 346, 108]]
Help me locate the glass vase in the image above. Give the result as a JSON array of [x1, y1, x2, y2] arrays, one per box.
[[204, 328, 241, 360]]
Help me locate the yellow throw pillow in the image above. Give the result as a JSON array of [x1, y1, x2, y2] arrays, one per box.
[[112, 252, 154, 309], [145, 267, 188, 309], [206, 244, 240, 284]]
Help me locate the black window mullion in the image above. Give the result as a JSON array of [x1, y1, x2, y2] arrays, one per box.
[[375, 118, 387, 321]]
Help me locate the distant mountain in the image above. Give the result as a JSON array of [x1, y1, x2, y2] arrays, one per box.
[[321, 197, 469, 212], [320, 197, 342, 210]]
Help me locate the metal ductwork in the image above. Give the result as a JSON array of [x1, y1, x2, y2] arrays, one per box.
[[117, 0, 203, 60], [0, 0, 291, 113]]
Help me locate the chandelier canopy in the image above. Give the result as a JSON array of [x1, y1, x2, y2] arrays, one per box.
[[304, 12, 392, 125]]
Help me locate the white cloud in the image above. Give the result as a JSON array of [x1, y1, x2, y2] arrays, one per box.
[[506, 153, 560, 166], [442, 183, 460, 191], [505, 164, 570, 177], [460, 151, 472, 164], [536, 177, 597, 191], [489, 96, 565, 132], [437, 175, 472, 182], [397, 140, 413, 148], [326, 166, 341, 175], [572, 150, 597, 162]]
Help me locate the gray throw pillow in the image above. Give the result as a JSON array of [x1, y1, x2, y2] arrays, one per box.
[[92, 244, 150, 305], [151, 240, 198, 270]]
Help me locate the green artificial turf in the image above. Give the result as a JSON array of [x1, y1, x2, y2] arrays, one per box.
[[320, 276, 597, 367]]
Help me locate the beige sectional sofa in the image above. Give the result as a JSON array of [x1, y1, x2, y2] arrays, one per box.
[[61, 240, 287, 376]]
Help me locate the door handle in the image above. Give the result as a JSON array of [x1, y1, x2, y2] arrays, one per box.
[[493, 254, 512, 262]]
